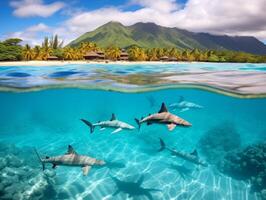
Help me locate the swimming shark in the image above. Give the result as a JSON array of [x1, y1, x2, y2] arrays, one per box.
[[81, 113, 135, 134], [34, 145, 105, 176], [111, 175, 161, 200], [169, 96, 203, 112], [135, 103, 191, 131], [158, 138, 208, 167]]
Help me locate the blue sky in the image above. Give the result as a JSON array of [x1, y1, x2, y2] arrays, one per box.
[[1, 0, 265, 45]]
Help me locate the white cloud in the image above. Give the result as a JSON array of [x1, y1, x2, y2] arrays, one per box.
[[62, 0, 266, 41], [8, 0, 266, 45], [10, 0, 65, 17], [9, 23, 50, 45]]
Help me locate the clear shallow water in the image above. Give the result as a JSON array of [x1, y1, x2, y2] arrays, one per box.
[[0, 88, 266, 200], [1, 63, 266, 97]]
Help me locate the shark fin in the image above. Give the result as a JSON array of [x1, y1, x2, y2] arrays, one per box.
[[34, 148, 45, 171], [179, 96, 184, 103], [191, 149, 198, 157], [82, 165, 91, 176], [80, 119, 95, 133], [158, 103, 168, 113], [180, 108, 189, 112], [135, 118, 141, 130], [52, 164, 57, 169], [110, 113, 116, 121], [167, 123, 176, 131], [112, 128, 122, 134], [158, 138, 166, 152], [66, 145, 77, 155], [147, 121, 152, 125], [100, 127, 106, 131]]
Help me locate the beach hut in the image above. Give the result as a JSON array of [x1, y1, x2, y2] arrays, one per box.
[[168, 57, 178, 61], [160, 56, 169, 61], [47, 55, 59, 61], [84, 51, 100, 60], [119, 50, 129, 61], [96, 50, 105, 60]]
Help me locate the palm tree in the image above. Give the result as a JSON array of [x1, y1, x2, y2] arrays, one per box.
[[105, 46, 121, 60], [22, 44, 35, 60], [147, 48, 158, 61], [40, 46, 52, 60], [128, 47, 147, 61], [63, 47, 75, 60], [33, 45, 41, 60]]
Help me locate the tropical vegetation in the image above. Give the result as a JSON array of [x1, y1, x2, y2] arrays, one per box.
[[0, 36, 266, 63]]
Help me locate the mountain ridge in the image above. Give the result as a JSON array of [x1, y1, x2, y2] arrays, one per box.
[[69, 21, 266, 55]]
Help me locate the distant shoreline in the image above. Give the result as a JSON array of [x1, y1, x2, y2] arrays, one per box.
[[0, 60, 265, 66]]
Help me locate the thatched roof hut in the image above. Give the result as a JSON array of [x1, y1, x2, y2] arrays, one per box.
[[47, 55, 59, 60], [168, 57, 178, 61], [84, 51, 100, 60], [96, 50, 105, 59], [160, 56, 169, 61], [119, 50, 129, 61]]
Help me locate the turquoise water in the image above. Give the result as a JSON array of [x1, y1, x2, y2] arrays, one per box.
[[0, 88, 266, 199], [0, 63, 266, 91]]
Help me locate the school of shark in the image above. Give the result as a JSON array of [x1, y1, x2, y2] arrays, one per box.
[[34, 98, 205, 199]]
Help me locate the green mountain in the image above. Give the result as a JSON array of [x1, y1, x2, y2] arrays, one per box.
[[69, 21, 266, 55]]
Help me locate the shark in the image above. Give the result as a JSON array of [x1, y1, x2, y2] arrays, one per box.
[[169, 96, 203, 112], [34, 145, 105, 176], [158, 138, 208, 167], [111, 175, 161, 200], [135, 103, 191, 131], [81, 113, 135, 134]]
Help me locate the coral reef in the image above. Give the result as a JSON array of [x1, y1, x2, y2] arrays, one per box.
[[198, 122, 241, 165], [0, 143, 57, 200], [218, 142, 266, 198]]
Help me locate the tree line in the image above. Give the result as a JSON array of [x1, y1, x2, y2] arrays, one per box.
[[0, 36, 266, 63]]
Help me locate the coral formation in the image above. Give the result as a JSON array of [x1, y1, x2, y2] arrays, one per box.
[[0, 143, 57, 200], [198, 122, 241, 165], [218, 142, 266, 198]]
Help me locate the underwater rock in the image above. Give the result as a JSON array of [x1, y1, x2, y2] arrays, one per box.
[[198, 122, 241, 165], [0, 143, 58, 200], [218, 142, 266, 197], [43, 169, 56, 178], [0, 157, 7, 170]]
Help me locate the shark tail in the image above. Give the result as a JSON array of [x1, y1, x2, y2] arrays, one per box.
[[34, 148, 45, 171], [80, 119, 95, 133], [134, 118, 141, 130], [158, 138, 166, 152], [179, 96, 184, 103]]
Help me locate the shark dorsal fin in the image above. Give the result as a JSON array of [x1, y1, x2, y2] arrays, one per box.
[[191, 149, 198, 157], [158, 103, 168, 113], [110, 113, 116, 121], [179, 96, 184, 103], [66, 145, 77, 155]]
